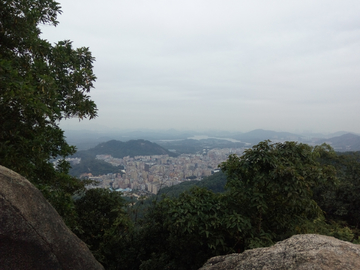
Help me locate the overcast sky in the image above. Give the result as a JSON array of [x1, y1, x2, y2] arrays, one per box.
[[41, 0, 360, 134]]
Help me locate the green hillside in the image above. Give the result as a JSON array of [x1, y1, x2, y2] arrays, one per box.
[[69, 159, 124, 177], [157, 171, 227, 197], [317, 133, 360, 151], [69, 139, 177, 177], [73, 139, 178, 159]]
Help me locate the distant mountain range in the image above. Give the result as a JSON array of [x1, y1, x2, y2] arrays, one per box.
[[232, 129, 301, 144], [315, 133, 360, 152], [73, 139, 178, 160], [68, 132, 360, 177], [222, 129, 360, 151], [64, 128, 360, 152], [157, 138, 245, 155]]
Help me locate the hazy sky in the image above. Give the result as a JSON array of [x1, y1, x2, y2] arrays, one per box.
[[41, 0, 360, 134]]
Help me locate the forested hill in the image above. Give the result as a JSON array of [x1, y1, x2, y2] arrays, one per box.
[[73, 139, 178, 159], [157, 171, 227, 197], [316, 133, 360, 151]]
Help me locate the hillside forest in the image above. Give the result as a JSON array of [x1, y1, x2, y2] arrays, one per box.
[[1, 1, 360, 270]]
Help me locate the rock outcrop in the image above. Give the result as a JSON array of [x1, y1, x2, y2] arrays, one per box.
[[200, 234, 360, 270], [0, 165, 104, 270]]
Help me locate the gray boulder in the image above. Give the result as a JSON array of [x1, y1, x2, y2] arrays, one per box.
[[0, 165, 104, 270], [200, 234, 360, 270]]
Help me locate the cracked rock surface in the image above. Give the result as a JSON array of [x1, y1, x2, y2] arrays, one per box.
[[0, 165, 104, 270]]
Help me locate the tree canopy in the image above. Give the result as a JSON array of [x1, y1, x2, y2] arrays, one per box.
[[0, 0, 97, 223], [220, 140, 337, 245], [74, 188, 132, 268]]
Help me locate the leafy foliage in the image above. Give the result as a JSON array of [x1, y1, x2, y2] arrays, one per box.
[[136, 187, 250, 270], [315, 151, 360, 229], [220, 141, 337, 244], [0, 0, 97, 225], [82, 142, 360, 269], [74, 188, 132, 269], [67, 141, 360, 269]]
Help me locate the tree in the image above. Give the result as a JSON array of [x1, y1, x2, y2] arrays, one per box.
[[137, 187, 250, 270], [0, 0, 97, 224], [220, 140, 337, 246], [74, 189, 133, 269], [315, 151, 360, 228]]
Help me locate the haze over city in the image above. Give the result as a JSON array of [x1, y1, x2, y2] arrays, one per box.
[[41, 0, 360, 134]]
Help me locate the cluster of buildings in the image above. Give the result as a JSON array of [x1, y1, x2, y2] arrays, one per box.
[[84, 148, 245, 194]]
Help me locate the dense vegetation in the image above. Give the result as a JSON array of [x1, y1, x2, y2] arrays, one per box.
[[0, 0, 97, 226], [72, 141, 360, 270], [157, 171, 227, 196], [2, 2, 360, 270]]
